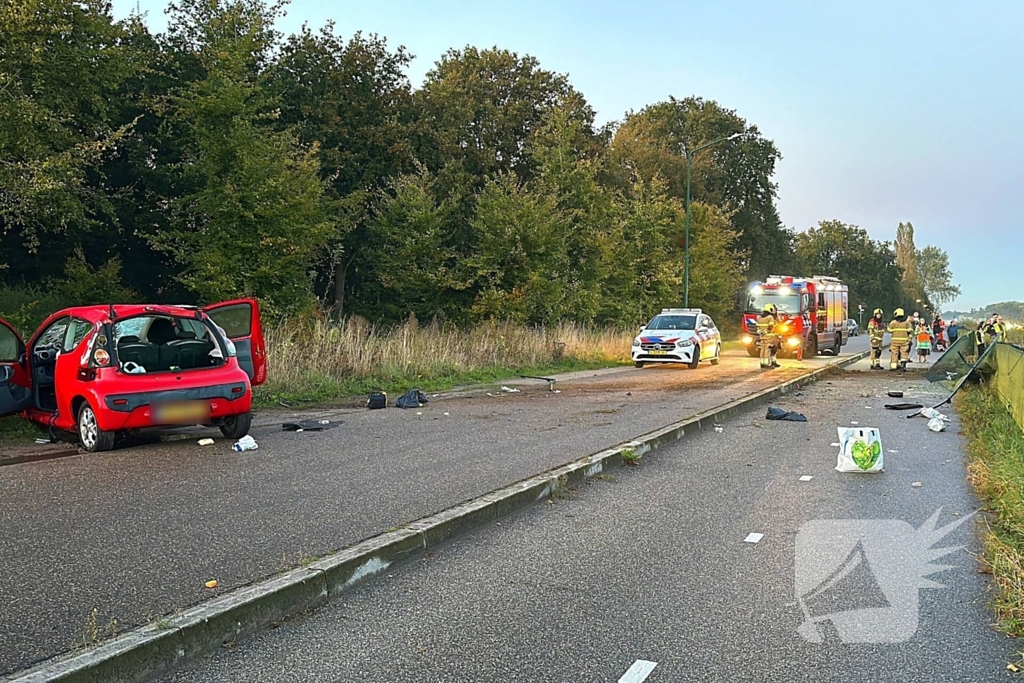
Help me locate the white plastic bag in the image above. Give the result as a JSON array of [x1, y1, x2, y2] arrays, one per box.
[[232, 435, 258, 452], [836, 427, 883, 473], [927, 417, 946, 432]]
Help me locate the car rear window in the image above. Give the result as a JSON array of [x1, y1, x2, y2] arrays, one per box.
[[646, 315, 696, 331]]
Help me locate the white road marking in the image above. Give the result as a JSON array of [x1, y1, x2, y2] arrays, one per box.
[[618, 660, 657, 683], [744, 533, 764, 543]]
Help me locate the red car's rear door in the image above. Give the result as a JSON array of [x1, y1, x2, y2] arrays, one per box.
[[202, 299, 267, 386], [0, 317, 32, 417]]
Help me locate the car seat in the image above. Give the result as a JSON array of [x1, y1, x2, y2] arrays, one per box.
[[116, 335, 153, 371], [166, 330, 211, 369]]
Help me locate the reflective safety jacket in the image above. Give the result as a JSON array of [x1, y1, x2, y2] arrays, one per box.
[[868, 317, 886, 344], [994, 322, 1007, 337], [887, 319, 912, 344], [756, 313, 777, 336]]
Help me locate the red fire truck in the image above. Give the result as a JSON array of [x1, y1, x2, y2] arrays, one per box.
[[741, 275, 849, 359]]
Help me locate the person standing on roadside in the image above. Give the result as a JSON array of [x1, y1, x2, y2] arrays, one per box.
[[947, 319, 960, 343], [975, 321, 988, 357], [888, 308, 913, 371], [932, 314, 945, 351], [993, 315, 1007, 339], [756, 304, 780, 370], [916, 320, 932, 363], [867, 308, 886, 370]]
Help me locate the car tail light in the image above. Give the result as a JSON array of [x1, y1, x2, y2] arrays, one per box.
[[231, 386, 243, 394], [92, 348, 111, 367], [113, 399, 128, 406]]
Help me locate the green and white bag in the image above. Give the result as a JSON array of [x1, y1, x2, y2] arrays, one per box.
[[835, 427, 883, 473]]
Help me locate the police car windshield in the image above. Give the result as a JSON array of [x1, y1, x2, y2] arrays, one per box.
[[747, 294, 797, 314], [645, 315, 696, 330]]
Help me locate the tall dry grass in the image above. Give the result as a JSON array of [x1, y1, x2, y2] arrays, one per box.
[[257, 314, 633, 404]]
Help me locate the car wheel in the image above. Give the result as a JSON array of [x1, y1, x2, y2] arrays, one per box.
[[78, 402, 115, 453], [220, 411, 253, 440], [634, 361, 645, 368], [688, 346, 701, 370], [710, 344, 721, 365], [746, 347, 759, 358]]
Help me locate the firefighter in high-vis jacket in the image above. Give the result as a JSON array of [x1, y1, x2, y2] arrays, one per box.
[[887, 308, 913, 371], [756, 304, 780, 369], [867, 308, 886, 370]]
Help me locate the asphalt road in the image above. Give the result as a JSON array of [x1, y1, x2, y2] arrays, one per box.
[[162, 369, 1012, 683], [0, 336, 869, 675]]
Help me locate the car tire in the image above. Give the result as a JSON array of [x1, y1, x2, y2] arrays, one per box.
[[220, 411, 253, 440], [746, 347, 759, 358], [77, 402, 115, 453], [688, 347, 700, 370], [634, 361, 645, 368], [710, 344, 721, 365]]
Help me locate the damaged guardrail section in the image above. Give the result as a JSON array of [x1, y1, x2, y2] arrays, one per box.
[[5, 350, 867, 683]]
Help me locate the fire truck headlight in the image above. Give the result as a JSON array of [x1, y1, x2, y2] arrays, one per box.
[[778, 323, 790, 333], [742, 335, 753, 345], [787, 337, 801, 347]]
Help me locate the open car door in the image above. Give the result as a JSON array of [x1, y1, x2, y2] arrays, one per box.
[[0, 318, 32, 417], [203, 299, 267, 386]]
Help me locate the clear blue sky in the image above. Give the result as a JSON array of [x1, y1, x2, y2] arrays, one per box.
[[113, 0, 1024, 312]]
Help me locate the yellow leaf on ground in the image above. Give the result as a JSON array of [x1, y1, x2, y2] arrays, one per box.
[[205, 580, 218, 589]]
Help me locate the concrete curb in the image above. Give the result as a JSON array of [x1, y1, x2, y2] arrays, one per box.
[[5, 350, 868, 683]]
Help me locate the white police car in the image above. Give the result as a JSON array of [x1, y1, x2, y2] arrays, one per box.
[[632, 308, 722, 369]]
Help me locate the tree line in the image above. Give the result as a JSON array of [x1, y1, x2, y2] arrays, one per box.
[[0, 0, 958, 330]]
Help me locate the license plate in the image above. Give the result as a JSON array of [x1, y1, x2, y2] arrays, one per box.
[[650, 350, 667, 356], [153, 400, 211, 424]]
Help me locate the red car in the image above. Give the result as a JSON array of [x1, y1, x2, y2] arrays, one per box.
[[0, 299, 267, 452]]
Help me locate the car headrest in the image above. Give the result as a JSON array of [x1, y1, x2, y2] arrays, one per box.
[[147, 318, 177, 345], [175, 331, 197, 340], [118, 335, 140, 345]]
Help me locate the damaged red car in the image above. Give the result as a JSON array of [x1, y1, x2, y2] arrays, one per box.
[[0, 299, 266, 452]]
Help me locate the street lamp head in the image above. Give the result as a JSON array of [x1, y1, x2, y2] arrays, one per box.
[[727, 132, 744, 140]]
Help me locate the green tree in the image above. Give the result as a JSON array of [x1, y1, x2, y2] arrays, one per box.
[[609, 97, 792, 279], [467, 174, 570, 323], [894, 221, 925, 305], [916, 245, 960, 307], [599, 177, 684, 325], [365, 169, 467, 321], [794, 220, 905, 315], [0, 0, 137, 275], [268, 26, 415, 316], [153, 0, 330, 316]]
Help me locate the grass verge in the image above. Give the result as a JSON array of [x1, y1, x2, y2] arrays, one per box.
[[254, 316, 632, 407], [0, 415, 44, 448], [956, 383, 1024, 637]]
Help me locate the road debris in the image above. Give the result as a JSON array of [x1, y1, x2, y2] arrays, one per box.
[[198, 438, 215, 446], [205, 580, 218, 589], [887, 390, 904, 398], [885, 403, 923, 410], [799, 475, 813, 482], [928, 417, 946, 432], [836, 427, 883, 473], [500, 386, 521, 393], [396, 389, 428, 408], [766, 406, 807, 422], [744, 533, 764, 544], [912, 482, 923, 488], [282, 420, 339, 432], [714, 424, 724, 433], [367, 392, 387, 409], [34, 438, 50, 445], [232, 435, 258, 452]]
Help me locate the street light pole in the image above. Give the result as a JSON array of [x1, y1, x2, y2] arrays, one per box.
[[682, 132, 743, 308]]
